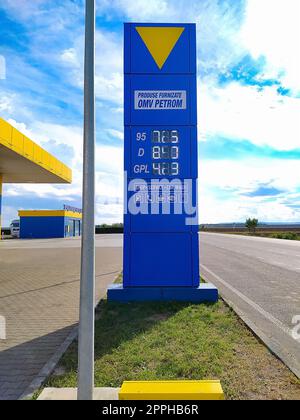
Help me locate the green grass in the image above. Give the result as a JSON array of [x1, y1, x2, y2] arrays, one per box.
[[114, 272, 123, 284], [44, 294, 300, 400], [247, 231, 300, 241], [211, 230, 300, 241], [270, 232, 300, 240]]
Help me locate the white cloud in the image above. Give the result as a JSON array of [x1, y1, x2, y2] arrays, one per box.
[[95, 30, 123, 104], [60, 48, 80, 68], [3, 119, 83, 204], [96, 203, 123, 225], [0, 0, 82, 34], [199, 81, 300, 150], [2, 117, 124, 224], [96, 144, 123, 176], [97, 0, 246, 72], [32, 122, 83, 151], [0, 55, 6, 79], [1, 205, 18, 227], [5, 183, 80, 200], [97, 0, 169, 21], [200, 158, 300, 192], [199, 158, 300, 223], [95, 72, 123, 105], [7, 119, 83, 167], [1, 0, 300, 226], [0, 95, 14, 112], [241, 0, 300, 94], [7, 118, 34, 138], [59, 28, 123, 104], [105, 128, 124, 141], [58, 0, 246, 106], [199, 193, 300, 224], [0, 0, 47, 21]]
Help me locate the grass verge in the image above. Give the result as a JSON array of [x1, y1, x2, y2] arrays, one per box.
[[205, 231, 300, 241], [44, 287, 300, 400]]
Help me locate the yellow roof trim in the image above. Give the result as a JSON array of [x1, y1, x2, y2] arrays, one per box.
[[19, 210, 82, 219], [0, 117, 72, 184]]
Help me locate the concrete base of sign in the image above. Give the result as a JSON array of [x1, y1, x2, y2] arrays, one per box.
[[37, 388, 120, 400], [107, 283, 218, 303]]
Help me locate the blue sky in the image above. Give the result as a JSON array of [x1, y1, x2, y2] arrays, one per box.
[[0, 0, 300, 225]]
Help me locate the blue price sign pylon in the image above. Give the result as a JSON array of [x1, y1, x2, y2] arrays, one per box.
[[108, 23, 218, 302]]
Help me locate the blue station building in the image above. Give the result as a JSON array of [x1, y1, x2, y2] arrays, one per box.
[[18, 208, 82, 239]]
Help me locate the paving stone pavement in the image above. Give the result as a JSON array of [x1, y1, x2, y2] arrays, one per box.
[[0, 236, 122, 400]]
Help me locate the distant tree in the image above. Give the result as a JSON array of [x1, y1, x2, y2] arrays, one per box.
[[245, 218, 259, 234], [96, 223, 124, 230]]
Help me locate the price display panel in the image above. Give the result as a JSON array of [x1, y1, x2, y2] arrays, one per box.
[[130, 127, 197, 179], [123, 23, 199, 289]]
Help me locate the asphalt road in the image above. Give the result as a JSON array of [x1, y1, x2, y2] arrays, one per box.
[[200, 232, 300, 379]]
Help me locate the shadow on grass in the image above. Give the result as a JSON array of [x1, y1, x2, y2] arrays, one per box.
[[45, 297, 300, 400], [46, 298, 236, 387], [61, 300, 213, 369], [94, 299, 217, 358]]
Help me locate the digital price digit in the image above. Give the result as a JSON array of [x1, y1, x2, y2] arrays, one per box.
[[152, 162, 179, 176], [151, 130, 180, 176], [152, 130, 179, 144], [152, 146, 179, 160]]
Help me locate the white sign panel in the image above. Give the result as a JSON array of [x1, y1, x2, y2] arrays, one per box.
[[134, 90, 187, 110]]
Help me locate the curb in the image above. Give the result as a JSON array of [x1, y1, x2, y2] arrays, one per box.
[[222, 298, 300, 379], [201, 266, 300, 380]]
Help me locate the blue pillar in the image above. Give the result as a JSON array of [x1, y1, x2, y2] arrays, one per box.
[[108, 23, 218, 303]]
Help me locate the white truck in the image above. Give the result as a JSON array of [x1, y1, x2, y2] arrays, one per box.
[[10, 219, 20, 238]]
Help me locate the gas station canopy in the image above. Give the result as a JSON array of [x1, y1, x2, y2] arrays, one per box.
[[0, 117, 72, 184]]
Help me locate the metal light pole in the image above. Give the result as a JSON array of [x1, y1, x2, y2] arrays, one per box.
[[78, 0, 96, 401]]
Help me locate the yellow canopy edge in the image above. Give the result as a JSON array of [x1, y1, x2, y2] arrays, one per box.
[[0, 117, 72, 184]]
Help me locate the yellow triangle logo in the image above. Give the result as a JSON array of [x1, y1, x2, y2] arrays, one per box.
[[136, 26, 185, 70]]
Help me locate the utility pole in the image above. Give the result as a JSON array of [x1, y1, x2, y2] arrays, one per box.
[[78, 0, 96, 401]]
